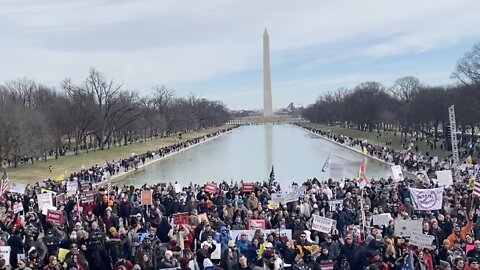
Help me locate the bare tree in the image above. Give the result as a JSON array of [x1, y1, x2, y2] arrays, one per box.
[[452, 42, 480, 85], [389, 76, 421, 103]]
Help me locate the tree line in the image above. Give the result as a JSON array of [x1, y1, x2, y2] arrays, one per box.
[[303, 42, 480, 144], [0, 67, 231, 167]]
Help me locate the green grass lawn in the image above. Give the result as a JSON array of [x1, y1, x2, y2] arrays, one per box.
[[305, 123, 448, 160], [8, 125, 230, 184]]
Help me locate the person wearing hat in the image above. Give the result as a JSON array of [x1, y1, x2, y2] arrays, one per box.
[[469, 259, 479, 270], [446, 213, 473, 248], [159, 250, 178, 269]]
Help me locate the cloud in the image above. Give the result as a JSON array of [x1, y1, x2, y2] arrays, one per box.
[[0, 0, 479, 109]]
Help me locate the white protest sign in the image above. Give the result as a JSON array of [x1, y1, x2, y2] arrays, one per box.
[[270, 192, 298, 204], [37, 192, 54, 213], [409, 232, 435, 247], [66, 181, 78, 194], [13, 202, 24, 214], [174, 184, 182, 193], [372, 213, 392, 226], [9, 182, 27, 194], [409, 187, 444, 211], [210, 243, 221, 260], [435, 170, 454, 187], [311, 214, 334, 233], [391, 165, 404, 181], [0, 246, 11, 265], [230, 229, 292, 241], [394, 219, 423, 237], [17, 254, 25, 263]]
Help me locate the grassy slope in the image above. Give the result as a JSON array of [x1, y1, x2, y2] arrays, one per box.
[[8, 125, 230, 184], [305, 123, 448, 159]]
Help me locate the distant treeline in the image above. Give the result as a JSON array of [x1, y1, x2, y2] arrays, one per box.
[[0, 67, 231, 166], [303, 42, 480, 141]]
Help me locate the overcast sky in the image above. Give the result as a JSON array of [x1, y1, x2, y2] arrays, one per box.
[[1, 0, 480, 110]]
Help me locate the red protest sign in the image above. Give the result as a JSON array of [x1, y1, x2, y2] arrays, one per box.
[[241, 183, 255, 193], [141, 190, 153, 205], [172, 212, 189, 225], [46, 209, 64, 225], [204, 183, 219, 194], [249, 219, 266, 229]]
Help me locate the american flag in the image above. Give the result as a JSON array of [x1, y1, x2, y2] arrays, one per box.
[[0, 169, 10, 196], [401, 253, 413, 270], [474, 169, 480, 197]]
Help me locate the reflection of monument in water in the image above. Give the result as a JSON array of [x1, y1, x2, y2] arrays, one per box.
[[265, 124, 273, 177], [263, 29, 273, 117]]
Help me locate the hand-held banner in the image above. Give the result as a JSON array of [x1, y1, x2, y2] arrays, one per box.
[[311, 214, 334, 233], [241, 183, 255, 193], [204, 183, 219, 194], [409, 187, 444, 211]]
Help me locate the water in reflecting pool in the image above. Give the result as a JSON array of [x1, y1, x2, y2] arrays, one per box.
[[115, 124, 391, 186]]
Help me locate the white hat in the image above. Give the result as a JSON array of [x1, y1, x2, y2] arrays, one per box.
[[264, 242, 273, 248], [313, 204, 318, 208], [201, 241, 211, 248], [164, 250, 173, 258]]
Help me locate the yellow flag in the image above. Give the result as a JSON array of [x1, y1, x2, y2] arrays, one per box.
[[54, 174, 64, 182], [58, 248, 69, 262], [362, 146, 368, 155], [466, 155, 472, 164]]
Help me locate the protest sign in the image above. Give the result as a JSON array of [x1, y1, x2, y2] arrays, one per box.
[[372, 213, 392, 226], [409, 231, 435, 247], [172, 212, 189, 225], [9, 182, 26, 194], [17, 254, 25, 263], [311, 215, 334, 233], [204, 183, 219, 194], [248, 219, 266, 229], [391, 165, 404, 181], [80, 181, 91, 191], [394, 219, 423, 237], [409, 187, 444, 210], [174, 183, 182, 193], [80, 191, 94, 204], [13, 202, 24, 214], [66, 181, 78, 194], [329, 200, 343, 211], [56, 194, 65, 206], [140, 190, 153, 205], [241, 183, 255, 193], [435, 170, 454, 187], [37, 192, 54, 213], [230, 229, 292, 241], [270, 192, 298, 204], [46, 209, 64, 225], [0, 246, 11, 265], [211, 243, 222, 259]]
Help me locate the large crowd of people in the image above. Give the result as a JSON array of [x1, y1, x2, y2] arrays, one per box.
[[0, 124, 479, 270]]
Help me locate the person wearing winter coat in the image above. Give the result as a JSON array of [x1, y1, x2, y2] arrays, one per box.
[[214, 226, 232, 253]]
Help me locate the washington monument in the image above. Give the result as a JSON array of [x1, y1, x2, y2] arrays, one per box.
[[263, 29, 273, 117]]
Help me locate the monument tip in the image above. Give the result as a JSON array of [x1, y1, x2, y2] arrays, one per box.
[[264, 28, 268, 35]]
